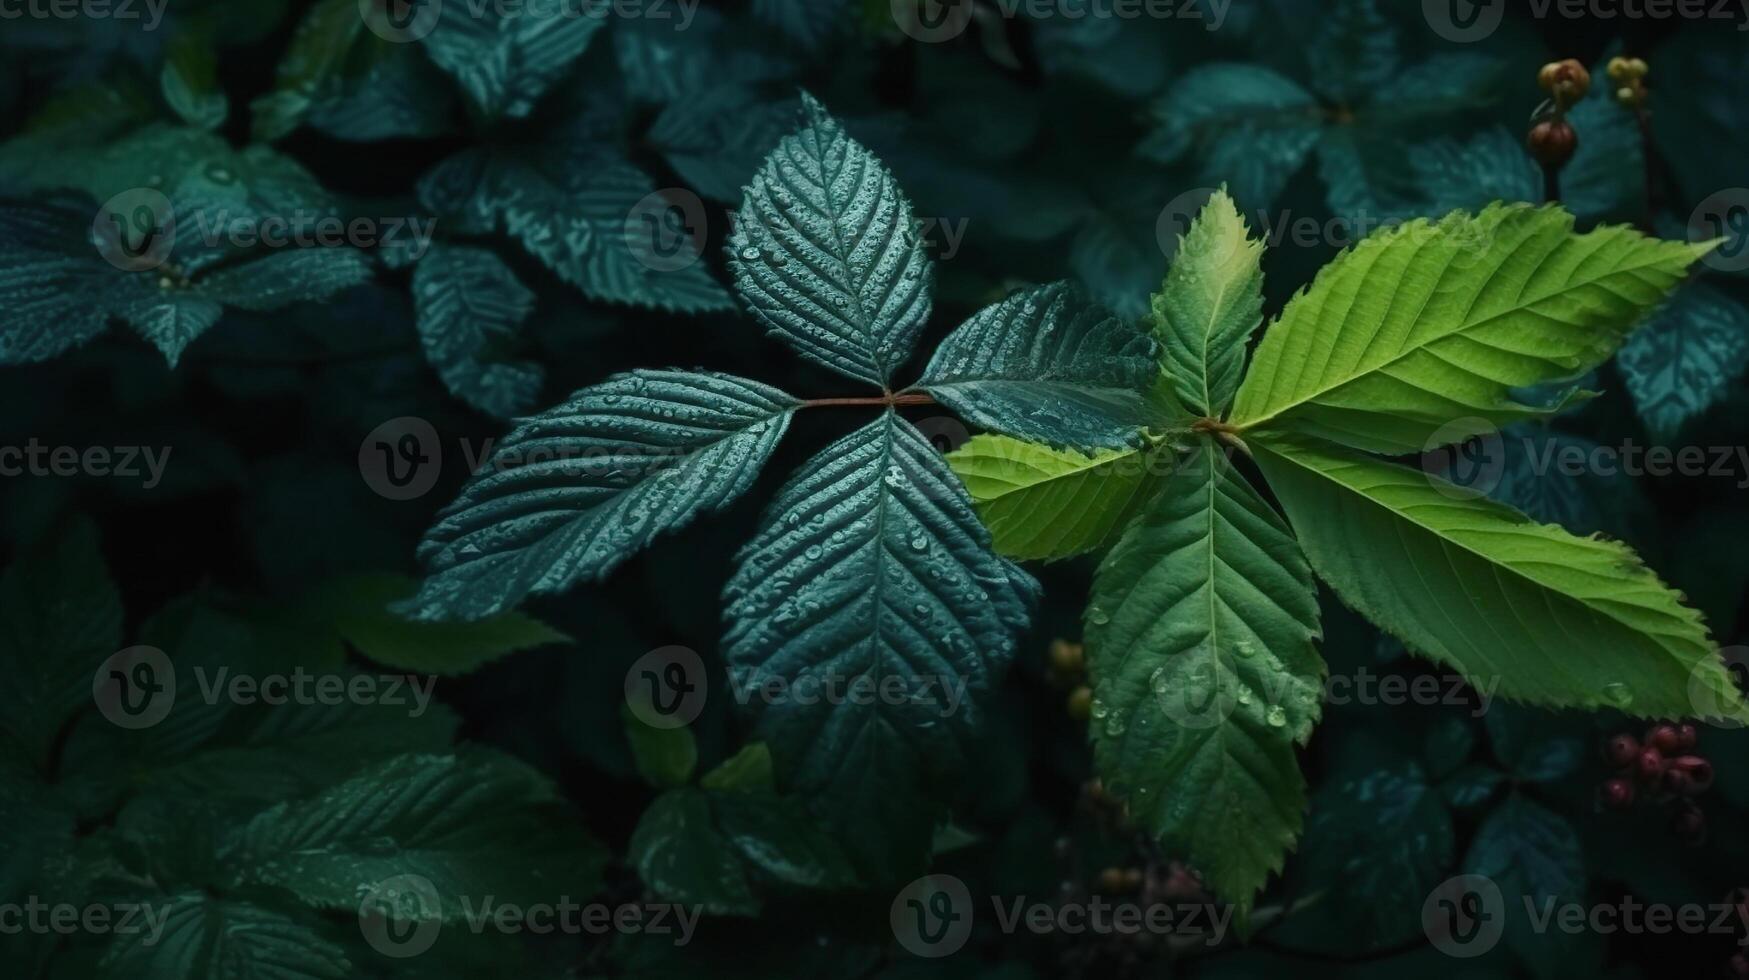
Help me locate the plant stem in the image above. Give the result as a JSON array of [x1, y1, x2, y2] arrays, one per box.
[[1542, 162, 1562, 204], [800, 392, 938, 409]]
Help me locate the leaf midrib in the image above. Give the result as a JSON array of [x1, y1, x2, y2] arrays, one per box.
[[1232, 250, 1686, 434]]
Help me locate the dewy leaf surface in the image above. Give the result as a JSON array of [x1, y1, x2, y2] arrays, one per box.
[[918, 281, 1159, 448], [728, 94, 933, 387], [1151, 188, 1266, 417], [722, 412, 1036, 871], [1617, 283, 1749, 439], [1084, 440, 1324, 906], [404, 370, 797, 621], [1231, 204, 1715, 454], [422, 2, 605, 119], [946, 434, 1170, 562], [1252, 436, 1745, 720], [412, 242, 544, 419]]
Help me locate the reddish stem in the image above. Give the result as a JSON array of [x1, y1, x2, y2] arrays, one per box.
[[800, 393, 938, 409]]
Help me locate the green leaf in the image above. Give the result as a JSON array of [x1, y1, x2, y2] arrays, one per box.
[[305, 572, 567, 676], [629, 789, 759, 916], [404, 370, 797, 621], [422, 3, 605, 119], [623, 705, 698, 789], [0, 770, 75, 900], [230, 753, 608, 918], [1252, 436, 1745, 719], [727, 93, 933, 386], [0, 516, 122, 769], [700, 743, 775, 794], [160, 32, 229, 131], [1139, 63, 1319, 211], [1465, 794, 1588, 974], [722, 413, 1036, 875], [1151, 188, 1266, 417], [918, 282, 1158, 447], [1084, 441, 1324, 906], [412, 243, 544, 419], [1617, 283, 1749, 440], [100, 893, 351, 980], [1231, 205, 1714, 454], [1483, 704, 1583, 783], [649, 86, 793, 202], [946, 434, 1171, 562], [711, 789, 858, 891]]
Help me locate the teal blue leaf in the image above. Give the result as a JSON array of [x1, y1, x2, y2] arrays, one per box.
[[422, 3, 605, 118], [1483, 704, 1583, 783], [711, 789, 858, 891], [1371, 54, 1505, 121], [722, 413, 1037, 873], [1562, 90, 1645, 222], [405, 370, 798, 621], [1069, 204, 1163, 320], [420, 148, 733, 312], [727, 94, 934, 386], [752, 0, 849, 53], [0, 516, 122, 769], [1141, 63, 1320, 211], [160, 33, 229, 131], [412, 243, 543, 419], [1490, 428, 1652, 542], [649, 87, 794, 202], [230, 753, 609, 917], [1465, 794, 1592, 976], [1307, 0, 1397, 106], [1293, 763, 1454, 948], [1405, 127, 1540, 216], [917, 282, 1158, 448], [100, 893, 351, 980], [1617, 284, 1749, 440]]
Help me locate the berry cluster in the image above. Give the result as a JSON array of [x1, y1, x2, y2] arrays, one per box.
[[1528, 58, 1589, 168], [1598, 723, 1712, 843]]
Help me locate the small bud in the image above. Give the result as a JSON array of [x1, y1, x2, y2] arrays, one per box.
[[1664, 768, 1694, 795], [1601, 777, 1636, 809], [1527, 118, 1579, 169], [1067, 686, 1092, 721], [1121, 868, 1145, 891], [1603, 733, 1640, 768], [1537, 59, 1590, 108], [1049, 639, 1085, 675], [1634, 746, 1665, 782]]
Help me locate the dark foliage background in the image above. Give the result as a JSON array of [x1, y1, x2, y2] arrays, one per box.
[[2, 1, 1748, 977]]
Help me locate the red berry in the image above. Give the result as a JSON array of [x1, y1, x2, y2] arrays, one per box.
[[1635, 746, 1665, 782], [1676, 723, 1698, 750], [1603, 733, 1640, 767], [1600, 777, 1635, 809], [1647, 723, 1681, 753], [1527, 118, 1578, 168], [1664, 768, 1694, 795], [1672, 755, 1714, 792], [1731, 952, 1749, 979]]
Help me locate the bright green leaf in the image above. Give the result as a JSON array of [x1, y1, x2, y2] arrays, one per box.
[[1151, 188, 1265, 418]]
